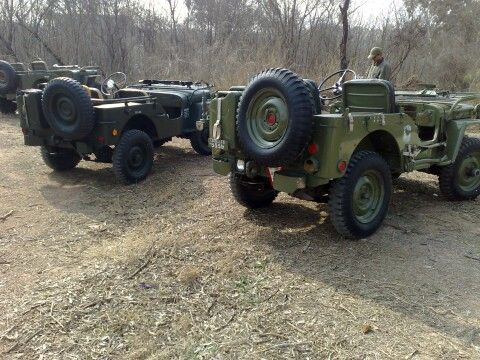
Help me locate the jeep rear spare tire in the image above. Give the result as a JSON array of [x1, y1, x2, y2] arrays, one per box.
[[236, 68, 314, 167], [113, 130, 154, 184], [42, 77, 95, 140], [0, 61, 18, 95]]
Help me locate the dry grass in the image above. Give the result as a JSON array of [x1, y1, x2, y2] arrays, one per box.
[[0, 114, 479, 359]]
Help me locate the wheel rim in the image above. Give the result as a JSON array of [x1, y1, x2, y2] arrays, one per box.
[[127, 145, 147, 171], [245, 88, 289, 149], [457, 151, 480, 192], [52, 94, 77, 124], [353, 170, 385, 224]]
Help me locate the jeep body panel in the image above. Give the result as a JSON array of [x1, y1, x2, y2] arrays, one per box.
[[18, 79, 213, 158]]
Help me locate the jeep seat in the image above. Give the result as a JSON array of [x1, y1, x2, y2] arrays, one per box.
[[343, 79, 396, 113], [30, 61, 49, 71], [82, 85, 103, 99]]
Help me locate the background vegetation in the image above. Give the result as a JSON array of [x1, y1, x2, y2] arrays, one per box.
[[1, 0, 480, 89]]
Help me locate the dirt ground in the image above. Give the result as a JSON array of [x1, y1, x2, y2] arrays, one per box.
[[0, 114, 479, 360]]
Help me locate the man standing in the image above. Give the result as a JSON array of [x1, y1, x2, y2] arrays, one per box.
[[367, 47, 392, 82]]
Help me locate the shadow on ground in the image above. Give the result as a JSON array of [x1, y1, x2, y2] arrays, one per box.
[[39, 143, 212, 223], [247, 176, 480, 348]]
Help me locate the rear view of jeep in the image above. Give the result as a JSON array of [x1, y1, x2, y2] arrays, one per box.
[[18, 73, 212, 184], [0, 60, 102, 114], [209, 68, 480, 238]]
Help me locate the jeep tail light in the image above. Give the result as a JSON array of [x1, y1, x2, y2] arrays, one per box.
[[307, 143, 318, 155]]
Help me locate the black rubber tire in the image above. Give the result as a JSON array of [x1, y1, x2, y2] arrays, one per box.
[[439, 137, 480, 201], [304, 79, 322, 115], [41, 77, 94, 140], [41, 146, 81, 171], [0, 97, 17, 114], [113, 130, 154, 185], [329, 151, 392, 239], [94, 146, 114, 163], [190, 128, 211, 155], [0, 61, 18, 95], [236, 68, 314, 167], [230, 173, 278, 209]]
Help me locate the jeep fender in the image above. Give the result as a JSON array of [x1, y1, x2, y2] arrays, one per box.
[[446, 120, 480, 163]]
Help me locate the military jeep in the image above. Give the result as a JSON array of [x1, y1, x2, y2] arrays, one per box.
[[18, 73, 212, 184], [209, 68, 480, 238], [0, 60, 102, 114]]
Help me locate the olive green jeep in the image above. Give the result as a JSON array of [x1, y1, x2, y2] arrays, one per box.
[[0, 60, 102, 114], [18, 73, 212, 184], [209, 68, 480, 238]]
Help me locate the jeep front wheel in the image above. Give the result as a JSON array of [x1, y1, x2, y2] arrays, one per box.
[[113, 130, 154, 184], [230, 173, 278, 209], [190, 128, 211, 155], [439, 137, 480, 201], [41, 146, 81, 171], [329, 151, 392, 239]]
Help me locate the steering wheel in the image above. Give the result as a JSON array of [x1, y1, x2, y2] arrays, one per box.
[[101, 72, 127, 96], [319, 69, 357, 101]]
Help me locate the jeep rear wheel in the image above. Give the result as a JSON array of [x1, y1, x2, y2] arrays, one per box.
[[439, 137, 480, 201], [329, 151, 392, 239], [0, 97, 17, 114], [0, 61, 18, 95], [236, 68, 314, 167], [113, 130, 154, 185], [230, 173, 278, 209], [41, 146, 81, 171], [42, 77, 95, 140], [190, 128, 211, 155]]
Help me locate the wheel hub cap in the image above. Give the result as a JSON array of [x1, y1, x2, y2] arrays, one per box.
[[54, 95, 76, 124], [266, 112, 277, 126], [128, 146, 145, 169], [246, 88, 289, 149], [353, 170, 385, 224], [458, 152, 480, 192]]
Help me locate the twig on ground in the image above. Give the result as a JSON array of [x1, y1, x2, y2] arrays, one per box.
[[287, 321, 306, 335], [339, 304, 358, 319], [214, 310, 236, 331], [207, 298, 218, 316], [0, 210, 13, 221], [127, 246, 157, 279], [464, 254, 480, 262], [6, 329, 42, 354]]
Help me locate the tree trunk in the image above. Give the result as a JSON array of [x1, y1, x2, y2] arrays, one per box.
[[339, 0, 350, 70]]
